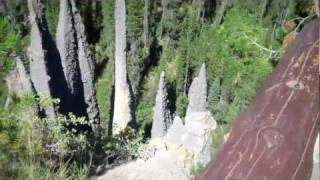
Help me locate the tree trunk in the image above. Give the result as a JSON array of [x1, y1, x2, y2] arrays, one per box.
[[143, 0, 149, 49], [200, 19, 320, 180], [213, 0, 227, 27], [113, 0, 133, 133]]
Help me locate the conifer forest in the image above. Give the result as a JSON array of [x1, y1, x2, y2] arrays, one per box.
[[0, 0, 319, 179]]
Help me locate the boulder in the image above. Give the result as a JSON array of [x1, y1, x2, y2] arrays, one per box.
[[167, 111, 216, 165]]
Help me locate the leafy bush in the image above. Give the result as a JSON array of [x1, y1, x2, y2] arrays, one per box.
[[0, 17, 18, 77]]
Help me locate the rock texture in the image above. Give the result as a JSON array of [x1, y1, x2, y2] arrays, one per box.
[[151, 72, 173, 138], [200, 19, 320, 180], [27, 0, 55, 119], [70, 0, 100, 130], [167, 112, 216, 165], [55, 0, 100, 129], [97, 147, 190, 180], [27, 0, 100, 128], [5, 57, 32, 95], [97, 112, 216, 180], [56, 0, 81, 97], [113, 0, 133, 133], [186, 63, 208, 117]]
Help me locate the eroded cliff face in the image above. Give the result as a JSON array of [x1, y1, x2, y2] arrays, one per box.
[[28, 0, 100, 130], [113, 0, 134, 133], [151, 72, 173, 138]]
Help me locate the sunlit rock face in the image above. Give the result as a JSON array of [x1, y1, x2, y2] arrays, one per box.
[[27, 0, 55, 119], [113, 0, 133, 133], [167, 112, 216, 165], [151, 72, 173, 138], [186, 63, 208, 117]]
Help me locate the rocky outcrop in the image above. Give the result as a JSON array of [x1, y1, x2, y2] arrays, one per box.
[[97, 112, 216, 180], [167, 112, 216, 165], [55, 0, 100, 129], [70, 0, 100, 130], [27, 0, 55, 119], [56, 0, 81, 97], [113, 0, 133, 133], [97, 146, 190, 180], [186, 63, 208, 117], [151, 72, 173, 138], [27, 0, 100, 128]]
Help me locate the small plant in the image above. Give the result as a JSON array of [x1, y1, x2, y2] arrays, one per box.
[[190, 162, 205, 177], [103, 127, 144, 166]]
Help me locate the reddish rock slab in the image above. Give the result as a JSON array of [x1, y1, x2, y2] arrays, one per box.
[[200, 18, 320, 180]]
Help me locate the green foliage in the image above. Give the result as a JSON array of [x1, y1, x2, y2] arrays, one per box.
[[0, 17, 19, 77], [0, 94, 92, 179], [96, 0, 115, 62], [159, 0, 184, 40], [127, 0, 144, 41], [96, 61, 113, 133], [2, 0, 313, 179], [185, 8, 274, 125], [136, 70, 159, 130], [0, 79, 8, 107], [104, 127, 144, 160], [190, 162, 204, 176], [44, 0, 59, 36]]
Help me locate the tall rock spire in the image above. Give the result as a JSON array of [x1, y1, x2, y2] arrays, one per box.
[[56, 0, 100, 130], [56, 0, 82, 97], [113, 0, 134, 133], [151, 72, 173, 138], [186, 63, 208, 117], [27, 0, 55, 119], [70, 0, 100, 130]]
